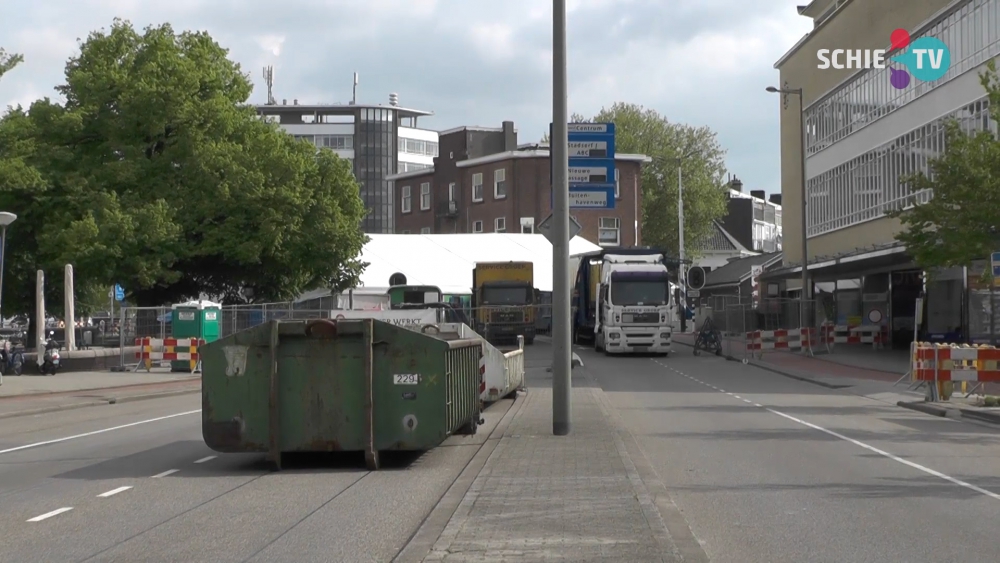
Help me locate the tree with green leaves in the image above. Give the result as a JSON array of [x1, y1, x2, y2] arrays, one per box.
[[888, 60, 1000, 271], [543, 103, 729, 256], [0, 21, 368, 316], [0, 48, 23, 81]]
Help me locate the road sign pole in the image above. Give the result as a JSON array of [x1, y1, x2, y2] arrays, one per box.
[[552, 0, 571, 436], [677, 164, 686, 333]]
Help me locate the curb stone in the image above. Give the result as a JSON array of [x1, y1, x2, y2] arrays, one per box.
[[897, 400, 1000, 425]]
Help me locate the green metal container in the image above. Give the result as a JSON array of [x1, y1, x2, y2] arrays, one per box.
[[170, 300, 221, 372], [200, 318, 484, 470]]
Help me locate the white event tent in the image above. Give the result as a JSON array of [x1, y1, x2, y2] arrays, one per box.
[[358, 233, 602, 294]]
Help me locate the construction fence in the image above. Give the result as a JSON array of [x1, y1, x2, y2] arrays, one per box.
[[702, 296, 889, 361], [112, 302, 554, 370]]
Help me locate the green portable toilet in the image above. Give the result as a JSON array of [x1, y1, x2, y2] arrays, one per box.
[[170, 300, 222, 372]]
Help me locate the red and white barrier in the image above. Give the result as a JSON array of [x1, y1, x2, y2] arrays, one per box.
[[745, 328, 816, 358]]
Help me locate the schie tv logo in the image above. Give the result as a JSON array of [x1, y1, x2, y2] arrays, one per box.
[[816, 28, 951, 90]]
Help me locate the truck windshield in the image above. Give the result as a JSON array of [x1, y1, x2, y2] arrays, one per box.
[[482, 286, 531, 305], [610, 278, 669, 306]]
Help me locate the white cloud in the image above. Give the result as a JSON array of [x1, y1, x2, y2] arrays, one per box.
[[256, 34, 285, 57], [0, 0, 813, 193]]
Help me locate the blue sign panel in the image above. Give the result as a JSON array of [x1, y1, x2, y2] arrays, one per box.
[[551, 183, 618, 210], [549, 122, 618, 209], [114, 284, 125, 302]]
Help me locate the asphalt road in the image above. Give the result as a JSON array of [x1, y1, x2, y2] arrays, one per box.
[[5, 338, 1000, 563], [0, 390, 515, 562], [574, 341, 1000, 563]]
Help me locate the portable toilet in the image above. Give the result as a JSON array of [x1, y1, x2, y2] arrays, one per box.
[[170, 300, 222, 372]]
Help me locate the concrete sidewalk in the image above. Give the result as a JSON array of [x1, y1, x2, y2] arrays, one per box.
[[0, 369, 199, 419], [400, 385, 705, 562]]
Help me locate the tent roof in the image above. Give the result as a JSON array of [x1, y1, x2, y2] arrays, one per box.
[[359, 233, 602, 293]]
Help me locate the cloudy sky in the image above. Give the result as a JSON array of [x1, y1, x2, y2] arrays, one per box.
[[0, 0, 812, 194]]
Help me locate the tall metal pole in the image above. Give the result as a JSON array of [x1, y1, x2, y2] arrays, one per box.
[[797, 89, 809, 329], [0, 225, 7, 327], [677, 163, 686, 332], [551, 0, 571, 436]]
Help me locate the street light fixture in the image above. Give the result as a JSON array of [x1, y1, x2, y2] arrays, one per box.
[[767, 85, 810, 330], [0, 211, 16, 330]]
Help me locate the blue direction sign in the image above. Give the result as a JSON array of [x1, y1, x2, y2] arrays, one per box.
[[550, 123, 617, 209], [114, 284, 125, 302]]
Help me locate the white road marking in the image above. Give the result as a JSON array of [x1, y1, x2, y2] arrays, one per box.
[[194, 456, 216, 464], [0, 410, 202, 455], [27, 507, 73, 522], [766, 408, 1000, 501], [151, 469, 179, 478], [662, 363, 1000, 502], [98, 486, 132, 498]]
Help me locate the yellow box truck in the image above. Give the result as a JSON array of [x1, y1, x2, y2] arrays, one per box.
[[472, 261, 536, 345]]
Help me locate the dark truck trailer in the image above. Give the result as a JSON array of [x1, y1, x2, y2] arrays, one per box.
[[572, 246, 677, 345]]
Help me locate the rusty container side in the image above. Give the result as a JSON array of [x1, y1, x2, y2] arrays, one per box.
[[371, 321, 483, 451], [200, 321, 275, 453], [201, 318, 483, 458], [200, 320, 369, 454]]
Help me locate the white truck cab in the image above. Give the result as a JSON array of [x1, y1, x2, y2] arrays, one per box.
[[594, 254, 673, 355]]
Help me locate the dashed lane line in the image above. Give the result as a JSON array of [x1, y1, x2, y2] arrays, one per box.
[[151, 469, 179, 478], [652, 359, 1000, 502], [27, 507, 73, 522], [97, 486, 133, 498], [194, 456, 216, 464]]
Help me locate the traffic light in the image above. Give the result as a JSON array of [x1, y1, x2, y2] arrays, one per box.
[[687, 266, 706, 290]]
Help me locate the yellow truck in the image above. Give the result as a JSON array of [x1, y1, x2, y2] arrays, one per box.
[[472, 261, 536, 345]]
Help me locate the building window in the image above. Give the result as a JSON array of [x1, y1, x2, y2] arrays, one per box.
[[398, 162, 432, 173], [803, 0, 1000, 155], [314, 135, 353, 150], [398, 138, 439, 156], [805, 97, 990, 237], [420, 227, 431, 234], [472, 173, 484, 202], [448, 182, 456, 203], [520, 217, 534, 234], [401, 185, 411, 213], [599, 217, 620, 246], [494, 168, 506, 199], [420, 182, 431, 211], [473, 220, 484, 233], [495, 217, 506, 232], [614, 168, 620, 199]]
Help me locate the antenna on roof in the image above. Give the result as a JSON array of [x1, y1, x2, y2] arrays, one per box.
[[262, 65, 275, 105], [352, 72, 359, 105]]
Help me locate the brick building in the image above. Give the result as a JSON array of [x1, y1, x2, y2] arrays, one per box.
[[387, 121, 650, 247]]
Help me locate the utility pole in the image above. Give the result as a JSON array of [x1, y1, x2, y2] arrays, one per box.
[[551, 0, 571, 436], [677, 161, 686, 333]]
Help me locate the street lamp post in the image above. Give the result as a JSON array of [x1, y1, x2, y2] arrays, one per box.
[[767, 85, 809, 329], [677, 160, 686, 333], [0, 212, 17, 329]]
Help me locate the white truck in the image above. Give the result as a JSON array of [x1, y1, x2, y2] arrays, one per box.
[[592, 252, 674, 355]]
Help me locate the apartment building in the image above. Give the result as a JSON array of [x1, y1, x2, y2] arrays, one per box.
[[256, 94, 437, 233], [386, 122, 650, 248], [768, 0, 1000, 347]]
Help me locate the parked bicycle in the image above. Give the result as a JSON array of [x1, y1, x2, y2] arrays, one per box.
[[1, 330, 26, 376]]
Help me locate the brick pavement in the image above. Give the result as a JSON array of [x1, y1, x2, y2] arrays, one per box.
[[422, 386, 684, 562]]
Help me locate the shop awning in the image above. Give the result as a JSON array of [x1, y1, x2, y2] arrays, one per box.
[[759, 243, 916, 282]]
